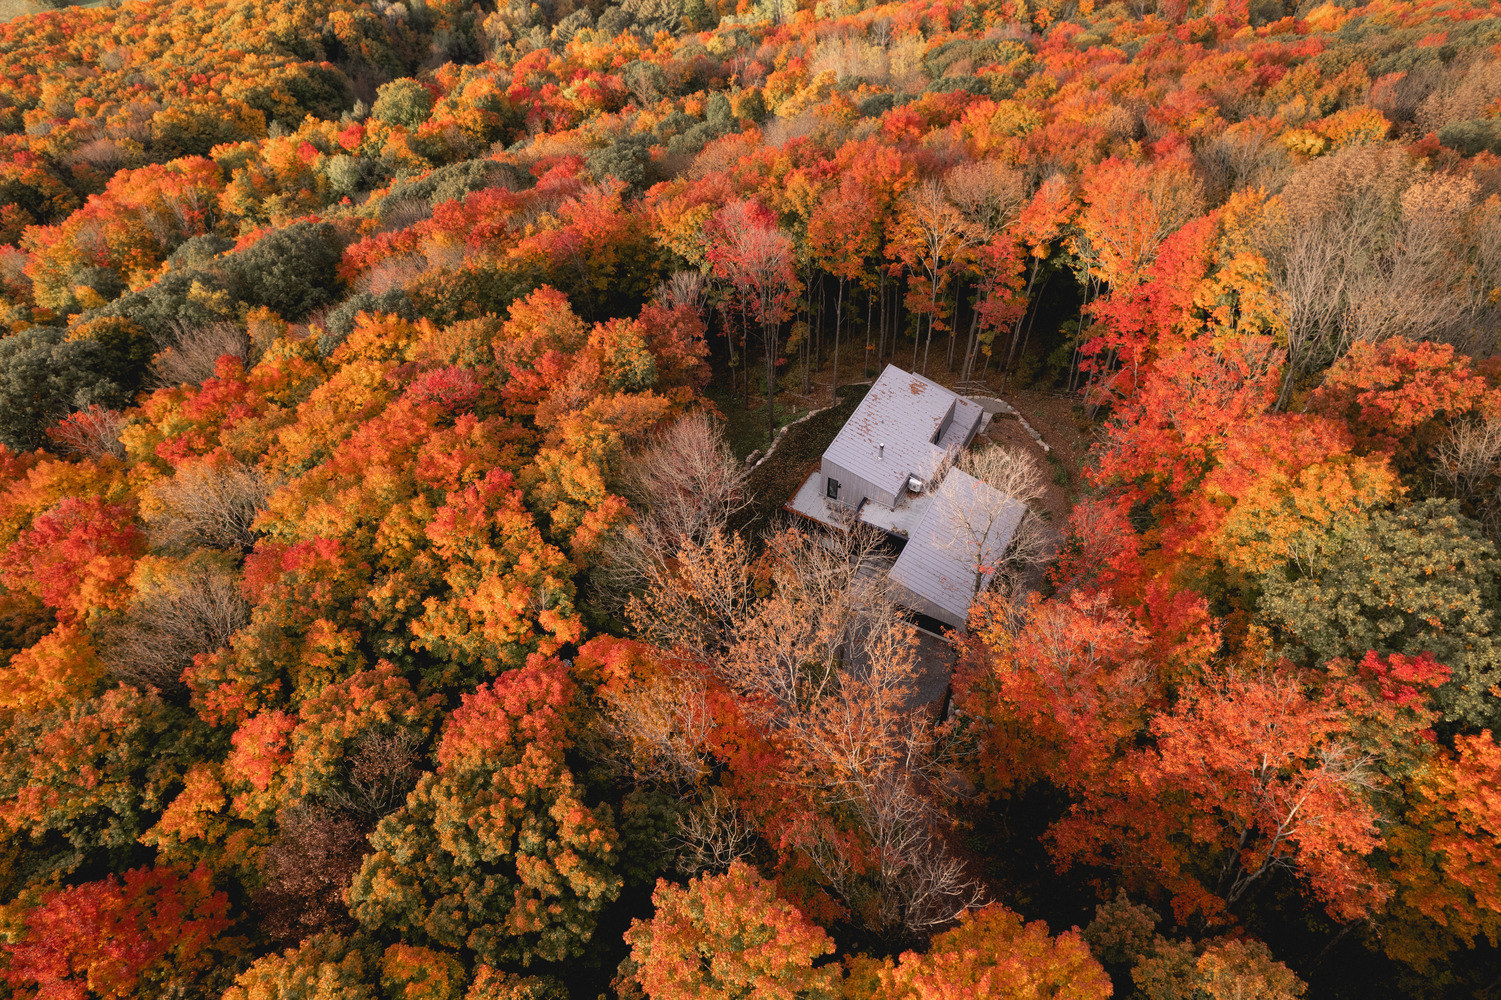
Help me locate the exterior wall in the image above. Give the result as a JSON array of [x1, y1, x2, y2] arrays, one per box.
[[820, 457, 896, 510], [935, 401, 956, 443], [888, 579, 966, 630]]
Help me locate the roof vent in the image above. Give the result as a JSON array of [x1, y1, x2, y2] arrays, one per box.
[[878, 443, 885, 459]]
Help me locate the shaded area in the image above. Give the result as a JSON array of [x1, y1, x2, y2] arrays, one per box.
[[733, 382, 871, 537]]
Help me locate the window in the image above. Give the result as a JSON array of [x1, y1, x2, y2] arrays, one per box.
[[826, 477, 840, 500]]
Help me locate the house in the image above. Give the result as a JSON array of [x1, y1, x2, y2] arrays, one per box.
[[819, 364, 987, 510], [787, 364, 1026, 631]]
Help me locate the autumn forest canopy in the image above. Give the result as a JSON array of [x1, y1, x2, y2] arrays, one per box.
[[3, 0, 1501, 994]]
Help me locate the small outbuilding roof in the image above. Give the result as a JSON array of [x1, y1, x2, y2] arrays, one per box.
[[887, 468, 1026, 628]]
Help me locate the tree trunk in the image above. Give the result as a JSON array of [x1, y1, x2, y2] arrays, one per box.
[[1001, 267, 1047, 395], [1068, 278, 1095, 395], [802, 329, 810, 395], [896, 277, 909, 368], [742, 311, 751, 409], [863, 283, 874, 377], [1010, 281, 1046, 392], [961, 293, 982, 383], [765, 319, 777, 444], [814, 268, 824, 365], [947, 281, 962, 372], [921, 277, 938, 375], [831, 277, 844, 403], [800, 268, 811, 395], [1004, 259, 1040, 374]]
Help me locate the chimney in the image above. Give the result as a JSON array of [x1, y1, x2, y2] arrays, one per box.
[[878, 443, 885, 459]]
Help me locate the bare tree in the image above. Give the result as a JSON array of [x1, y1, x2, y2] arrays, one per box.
[[374, 197, 434, 234], [625, 411, 749, 545], [899, 179, 979, 375], [621, 521, 985, 937], [600, 412, 749, 606], [1433, 417, 1501, 536], [46, 405, 126, 460], [97, 563, 249, 696], [322, 729, 426, 822], [1416, 59, 1501, 134], [1434, 418, 1501, 498], [676, 787, 757, 874], [255, 806, 367, 945], [1346, 173, 1486, 346], [65, 138, 130, 176], [958, 441, 1047, 507], [716, 525, 897, 725], [811, 33, 890, 85], [144, 456, 270, 551], [626, 528, 759, 664], [781, 611, 985, 937], [654, 270, 709, 314], [1195, 128, 1291, 203], [1371, 63, 1443, 127], [945, 162, 1027, 379], [151, 320, 249, 387], [920, 443, 1055, 602], [1262, 146, 1501, 398]]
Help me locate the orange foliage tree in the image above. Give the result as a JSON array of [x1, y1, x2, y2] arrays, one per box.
[[3, 864, 235, 1000]]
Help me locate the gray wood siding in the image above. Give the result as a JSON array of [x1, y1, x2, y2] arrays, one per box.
[[820, 457, 894, 510]]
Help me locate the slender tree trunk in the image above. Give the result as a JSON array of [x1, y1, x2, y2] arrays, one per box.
[[765, 318, 777, 444], [1001, 268, 1048, 394], [910, 272, 924, 370], [921, 274, 938, 375], [897, 277, 910, 369], [802, 330, 810, 395], [815, 268, 824, 365], [1012, 285, 1045, 390], [1068, 278, 1095, 395], [831, 277, 844, 402], [876, 271, 888, 366], [961, 292, 982, 383], [863, 283, 874, 377], [1004, 259, 1040, 374], [742, 311, 751, 409], [947, 281, 962, 372]]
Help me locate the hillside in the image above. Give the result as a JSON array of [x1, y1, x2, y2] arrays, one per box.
[[1, 0, 1500, 996]]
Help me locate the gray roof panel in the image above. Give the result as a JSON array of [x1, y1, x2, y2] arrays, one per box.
[[887, 468, 1025, 626], [822, 365, 959, 497]]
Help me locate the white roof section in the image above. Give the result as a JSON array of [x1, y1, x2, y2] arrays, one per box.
[[858, 490, 934, 536], [786, 469, 845, 528], [823, 365, 977, 495], [888, 468, 1026, 628]]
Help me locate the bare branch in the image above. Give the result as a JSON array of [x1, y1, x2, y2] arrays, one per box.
[[143, 456, 271, 551], [96, 562, 249, 696], [46, 405, 126, 460], [151, 320, 249, 388], [601, 411, 749, 609]]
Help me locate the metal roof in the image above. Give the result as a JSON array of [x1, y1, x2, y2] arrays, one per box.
[[888, 468, 1026, 627], [822, 365, 964, 497]]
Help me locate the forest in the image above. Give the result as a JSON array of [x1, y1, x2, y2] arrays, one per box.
[[0, 0, 1500, 994]]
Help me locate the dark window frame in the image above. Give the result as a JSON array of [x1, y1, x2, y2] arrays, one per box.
[[826, 477, 841, 500]]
